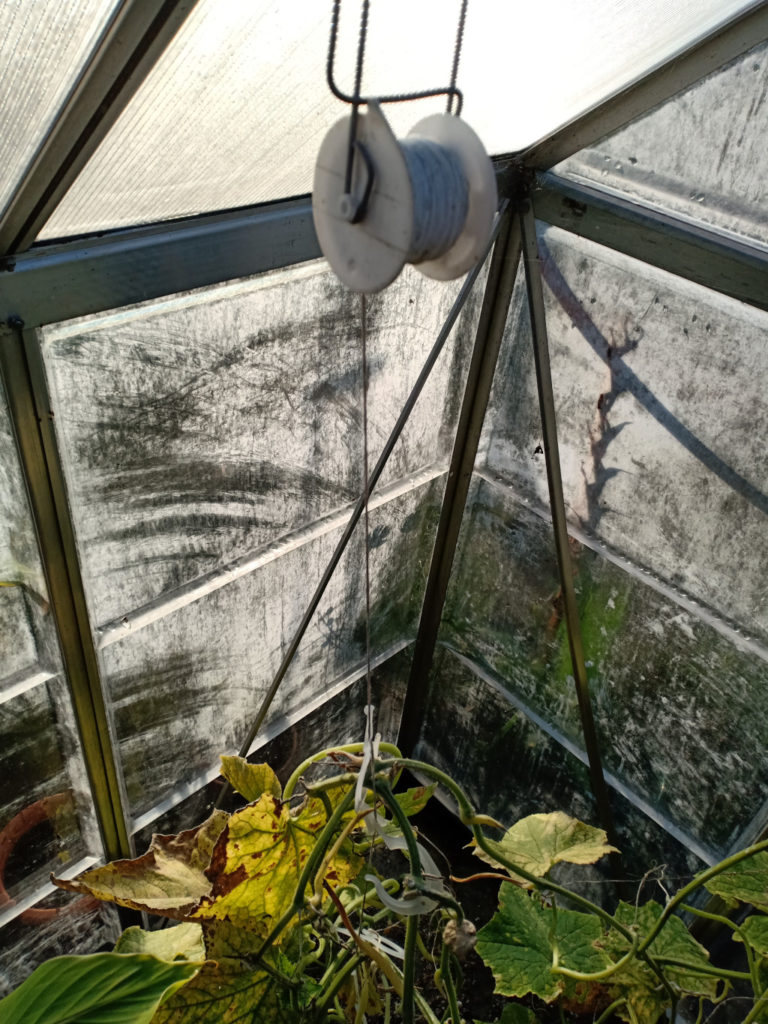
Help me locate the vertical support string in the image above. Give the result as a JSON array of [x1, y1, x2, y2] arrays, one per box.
[[446, 0, 468, 114], [361, 293, 373, 719]]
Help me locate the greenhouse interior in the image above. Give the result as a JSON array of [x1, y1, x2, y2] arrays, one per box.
[[1, 1, 767, 1021]]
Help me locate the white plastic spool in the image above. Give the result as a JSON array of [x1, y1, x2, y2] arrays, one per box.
[[313, 101, 497, 293]]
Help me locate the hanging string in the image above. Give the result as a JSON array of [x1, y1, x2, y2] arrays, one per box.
[[327, 0, 466, 118], [360, 292, 374, 732], [446, 0, 468, 114]]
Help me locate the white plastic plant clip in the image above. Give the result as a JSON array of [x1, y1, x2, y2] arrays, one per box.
[[313, 102, 497, 293]]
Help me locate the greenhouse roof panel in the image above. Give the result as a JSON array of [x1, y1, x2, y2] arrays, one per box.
[[38, 0, 760, 240], [0, 0, 118, 220]]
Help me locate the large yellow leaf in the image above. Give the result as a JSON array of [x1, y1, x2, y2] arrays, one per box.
[[54, 811, 228, 918], [219, 757, 282, 802], [194, 793, 362, 932], [475, 812, 618, 886]]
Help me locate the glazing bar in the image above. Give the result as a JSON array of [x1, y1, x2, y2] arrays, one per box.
[[0, 321, 132, 862], [519, 201, 617, 846]]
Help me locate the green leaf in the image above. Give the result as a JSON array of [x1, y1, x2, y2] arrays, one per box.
[[476, 882, 610, 1002], [738, 915, 768, 957], [0, 953, 199, 1024], [193, 791, 362, 932], [54, 811, 228, 918], [604, 901, 719, 1024], [392, 783, 436, 817], [151, 958, 292, 1023], [219, 757, 282, 802], [704, 851, 768, 912], [475, 811, 618, 886], [115, 923, 206, 962]]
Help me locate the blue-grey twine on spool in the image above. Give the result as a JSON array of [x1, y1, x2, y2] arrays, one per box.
[[400, 137, 468, 263]]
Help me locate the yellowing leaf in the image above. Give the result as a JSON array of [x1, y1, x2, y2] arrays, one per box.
[[54, 811, 227, 918], [738, 915, 768, 957], [193, 793, 362, 932], [704, 851, 768, 912], [151, 958, 291, 1023], [115, 923, 205, 962], [220, 757, 281, 802], [475, 812, 618, 886], [604, 901, 720, 1024]]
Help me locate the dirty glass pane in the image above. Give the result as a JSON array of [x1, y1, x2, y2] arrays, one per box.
[[0, 0, 117, 219], [133, 648, 409, 846], [483, 223, 768, 647], [438, 478, 768, 859], [556, 40, 768, 247], [104, 477, 442, 821], [39, 0, 752, 237], [0, 684, 94, 906], [41, 262, 477, 627], [417, 646, 706, 887], [0, 385, 49, 680], [0, 371, 112, 979]]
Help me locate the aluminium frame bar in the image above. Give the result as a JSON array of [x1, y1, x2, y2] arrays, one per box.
[[519, 202, 617, 845], [534, 172, 768, 312], [0, 320, 132, 863], [397, 206, 522, 755], [520, 0, 768, 171], [0, 0, 201, 258]]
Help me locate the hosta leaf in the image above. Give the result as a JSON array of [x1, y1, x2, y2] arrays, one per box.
[[704, 851, 768, 911], [151, 957, 292, 1023], [476, 882, 609, 1002], [738, 915, 768, 957], [115, 923, 205, 961], [604, 901, 719, 1024], [475, 812, 618, 886], [220, 757, 281, 802], [54, 811, 228, 918], [0, 953, 198, 1024], [193, 792, 362, 932]]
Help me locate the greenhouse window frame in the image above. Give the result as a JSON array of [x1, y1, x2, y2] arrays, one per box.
[[0, 0, 767, 907]]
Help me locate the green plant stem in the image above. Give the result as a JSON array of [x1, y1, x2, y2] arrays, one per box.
[[388, 757, 677, 1007], [654, 957, 750, 981], [681, 901, 761, 994], [439, 942, 461, 1024], [314, 952, 366, 1013], [253, 787, 358, 963], [636, 839, 768, 954], [375, 780, 424, 880], [594, 997, 628, 1024], [284, 743, 401, 799], [402, 914, 418, 1024], [744, 987, 768, 1024], [553, 936, 639, 982]]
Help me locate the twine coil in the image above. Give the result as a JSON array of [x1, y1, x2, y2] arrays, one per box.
[[400, 137, 468, 263]]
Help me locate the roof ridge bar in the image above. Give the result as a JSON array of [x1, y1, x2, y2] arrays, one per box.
[[520, 1, 768, 171], [0, 0, 200, 259]]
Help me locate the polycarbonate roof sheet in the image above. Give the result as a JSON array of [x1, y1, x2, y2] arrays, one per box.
[[39, 0, 756, 239], [556, 39, 768, 248], [0, 0, 118, 219]]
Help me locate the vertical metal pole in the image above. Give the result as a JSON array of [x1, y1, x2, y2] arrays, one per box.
[[0, 320, 132, 862], [519, 202, 617, 844], [398, 206, 522, 754]]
